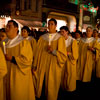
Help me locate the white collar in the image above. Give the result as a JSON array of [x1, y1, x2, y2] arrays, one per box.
[[42, 33, 61, 41], [8, 35, 20, 45], [81, 37, 95, 43], [76, 38, 81, 41], [48, 33, 57, 36], [6, 34, 23, 48], [48, 33, 57, 41], [65, 36, 75, 47], [26, 36, 33, 41]]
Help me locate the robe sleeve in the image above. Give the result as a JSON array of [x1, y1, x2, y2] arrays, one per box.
[[33, 37, 42, 68], [15, 40, 33, 74], [0, 47, 7, 79], [30, 38, 37, 57], [68, 40, 78, 64], [56, 36, 67, 68], [93, 40, 100, 61]]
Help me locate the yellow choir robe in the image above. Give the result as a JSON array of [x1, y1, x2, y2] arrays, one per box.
[[0, 47, 7, 100], [77, 37, 100, 82], [61, 36, 78, 91], [76, 38, 81, 80], [33, 33, 67, 100], [26, 36, 37, 91], [26, 36, 37, 56], [5, 35, 35, 100], [95, 38, 100, 78]]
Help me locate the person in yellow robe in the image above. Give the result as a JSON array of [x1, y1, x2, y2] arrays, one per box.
[[74, 30, 82, 80], [33, 18, 67, 100], [77, 27, 100, 82], [77, 27, 100, 96], [93, 29, 100, 96], [75, 30, 82, 43], [0, 47, 7, 100], [5, 20, 35, 100], [0, 29, 8, 48], [21, 26, 37, 55], [21, 26, 37, 90], [92, 29, 100, 78], [93, 28, 99, 40], [0, 29, 7, 42], [60, 26, 78, 92]]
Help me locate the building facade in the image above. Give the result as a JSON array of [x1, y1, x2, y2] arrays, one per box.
[[42, 0, 80, 32], [0, 0, 98, 31], [0, 0, 43, 28]]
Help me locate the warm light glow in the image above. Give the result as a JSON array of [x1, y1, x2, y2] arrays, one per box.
[[82, 29, 86, 33], [0, 16, 11, 28], [5, 16, 11, 25]]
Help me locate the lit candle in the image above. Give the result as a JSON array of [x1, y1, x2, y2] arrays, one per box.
[[3, 41, 6, 54], [49, 34, 52, 45]]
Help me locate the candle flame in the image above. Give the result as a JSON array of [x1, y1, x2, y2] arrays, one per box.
[[3, 41, 5, 46], [49, 34, 52, 39]]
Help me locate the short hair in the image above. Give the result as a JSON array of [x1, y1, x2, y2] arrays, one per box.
[[75, 30, 82, 35], [60, 26, 70, 33], [93, 28, 98, 33], [86, 26, 93, 31], [21, 26, 30, 33], [48, 18, 57, 25], [8, 20, 18, 28], [0, 28, 6, 32], [8, 20, 19, 33]]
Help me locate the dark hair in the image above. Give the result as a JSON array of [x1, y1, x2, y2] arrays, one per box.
[[0, 28, 6, 32], [93, 29, 98, 33], [21, 26, 30, 34], [86, 26, 93, 31], [75, 30, 82, 35], [8, 20, 19, 33], [60, 26, 70, 33], [48, 18, 57, 25], [8, 20, 18, 28]]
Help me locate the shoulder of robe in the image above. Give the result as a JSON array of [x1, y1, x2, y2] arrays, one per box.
[[38, 34, 47, 42], [41, 33, 62, 41], [41, 33, 47, 38], [20, 39, 31, 47], [70, 37, 75, 42], [30, 37, 36, 43], [72, 39, 77, 44], [28, 36, 35, 41], [57, 34, 65, 40]]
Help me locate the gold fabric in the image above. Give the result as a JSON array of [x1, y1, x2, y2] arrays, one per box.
[[61, 40, 78, 91], [77, 40, 100, 82], [5, 40, 35, 100], [0, 47, 7, 100], [33, 35, 67, 100]]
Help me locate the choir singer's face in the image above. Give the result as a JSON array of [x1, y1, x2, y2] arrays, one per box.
[[0, 32, 7, 41], [60, 29, 68, 38], [21, 29, 28, 38], [48, 21, 57, 32], [75, 33, 81, 39], [93, 30, 98, 38], [86, 28, 93, 38], [6, 22, 18, 39]]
